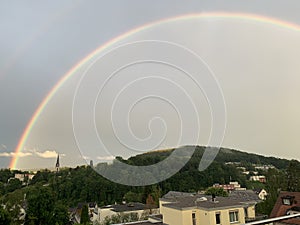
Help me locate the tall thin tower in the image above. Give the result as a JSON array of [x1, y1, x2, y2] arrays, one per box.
[[55, 154, 60, 172]]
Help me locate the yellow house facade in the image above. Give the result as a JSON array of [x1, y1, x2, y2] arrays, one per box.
[[160, 192, 258, 225]]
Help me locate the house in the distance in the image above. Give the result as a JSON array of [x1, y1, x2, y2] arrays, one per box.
[[213, 181, 246, 192], [253, 189, 268, 200], [8, 173, 35, 185], [253, 164, 275, 171], [270, 191, 300, 225], [159, 191, 260, 225], [12, 173, 35, 182], [249, 175, 266, 183]]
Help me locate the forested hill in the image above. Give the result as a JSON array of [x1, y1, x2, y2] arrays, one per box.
[[0, 145, 299, 223], [126, 145, 291, 170]]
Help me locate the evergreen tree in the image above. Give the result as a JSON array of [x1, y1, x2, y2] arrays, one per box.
[[286, 160, 300, 191], [80, 204, 89, 225]]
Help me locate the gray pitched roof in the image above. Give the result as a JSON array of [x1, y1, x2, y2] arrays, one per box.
[[101, 202, 145, 212], [229, 190, 261, 202], [161, 191, 259, 211]]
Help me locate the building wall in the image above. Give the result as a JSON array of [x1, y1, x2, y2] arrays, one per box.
[[182, 209, 196, 225], [159, 200, 172, 215], [162, 207, 185, 225], [246, 205, 256, 219], [208, 207, 246, 225], [99, 207, 114, 222], [98, 208, 147, 223], [162, 205, 248, 225]]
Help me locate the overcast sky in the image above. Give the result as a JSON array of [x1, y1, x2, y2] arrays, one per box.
[[1, 1, 300, 169]]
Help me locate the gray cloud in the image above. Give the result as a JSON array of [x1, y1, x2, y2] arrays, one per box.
[[1, 1, 300, 169]]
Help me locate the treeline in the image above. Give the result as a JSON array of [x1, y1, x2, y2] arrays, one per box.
[[256, 159, 300, 215], [126, 146, 290, 170], [0, 146, 299, 224]]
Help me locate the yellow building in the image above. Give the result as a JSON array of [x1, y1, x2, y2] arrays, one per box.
[[160, 192, 258, 225]]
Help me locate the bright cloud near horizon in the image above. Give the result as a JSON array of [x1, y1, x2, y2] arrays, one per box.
[[1, 1, 300, 169], [0, 148, 63, 159]]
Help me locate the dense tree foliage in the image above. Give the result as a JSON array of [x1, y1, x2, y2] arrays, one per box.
[[24, 186, 69, 225], [80, 204, 89, 225], [52, 201, 69, 225], [256, 168, 287, 215], [0, 206, 11, 224], [205, 187, 229, 197], [286, 160, 300, 191], [0, 146, 299, 224], [124, 191, 142, 203], [6, 178, 22, 193], [0, 169, 14, 183]]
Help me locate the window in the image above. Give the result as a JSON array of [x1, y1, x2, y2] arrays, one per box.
[[244, 207, 248, 218], [215, 212, 221, 224], [229, 211, 239, 223], [192, 212, 196, 225], [283, 198, 292, 205], [282, 196, 295, 205]]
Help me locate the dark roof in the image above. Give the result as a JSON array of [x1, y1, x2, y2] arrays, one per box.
[[148, 214, 163, 220], [229, 190, 261, 202], [161, 190, 261, 210], [161, 192, 258, 211], [162, 191, 196, 199], [77, 202, 85, 209], [88, 202, 97, 208], [162, 190, 261, 202], [270, 192, 300, 225], [101, 203, 145, 212]]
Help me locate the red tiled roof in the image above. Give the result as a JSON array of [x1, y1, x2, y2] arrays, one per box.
[[270, 192, 300, 224]]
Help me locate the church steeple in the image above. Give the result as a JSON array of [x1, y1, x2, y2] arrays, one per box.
[[55, 154, 60, 172]]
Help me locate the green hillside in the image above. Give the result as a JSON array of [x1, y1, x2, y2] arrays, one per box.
[[0, 146, 299, 224], [126, 146, 290, 169]]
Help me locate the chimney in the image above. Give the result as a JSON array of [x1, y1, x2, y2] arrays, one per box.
[[212, 194, 216, 202]]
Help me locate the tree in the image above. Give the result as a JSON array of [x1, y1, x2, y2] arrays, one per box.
[[150, 185, 161, 206], [80, 204, 89, 225], [0, 206, 11, 224], [256, 168, 286, 215], [146, 194, 156, 214], [286, 160, 300, 192], [0, 169, 13, 183], [52, 202, 69, 225], [205, 187, 228, 197], [25, 186, 55, 225], [0, 182, 4, 196], [6, 178, 22, 193], [124, 191, 142, 203]]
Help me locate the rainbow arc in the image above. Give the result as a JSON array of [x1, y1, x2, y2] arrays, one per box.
[[11, 12, 300, 169]]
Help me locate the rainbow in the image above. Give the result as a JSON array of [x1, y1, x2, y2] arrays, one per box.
[[11, 12, 300, 169]]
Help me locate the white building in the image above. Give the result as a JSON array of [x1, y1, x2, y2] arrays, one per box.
[[256, 189, 268, 200], [249, 175, 266, 183], [92, 202, 159, 224]]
